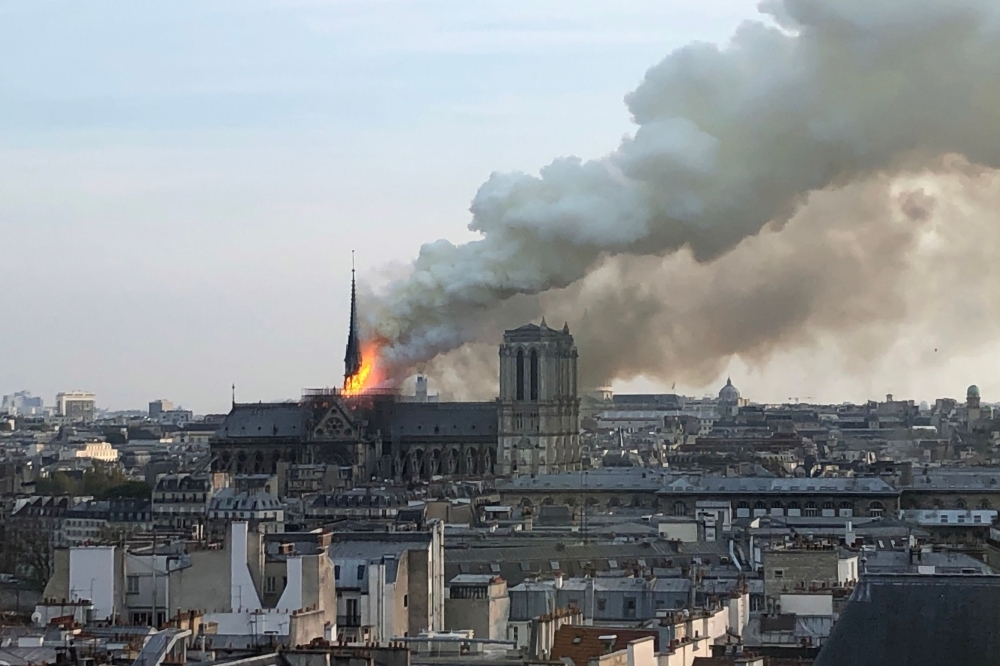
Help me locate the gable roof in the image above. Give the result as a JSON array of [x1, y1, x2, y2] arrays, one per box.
[[215, 403, 305, 440]]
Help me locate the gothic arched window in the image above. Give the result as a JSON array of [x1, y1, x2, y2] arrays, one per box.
[[530, 349, 539, 401], [516, 350, 525, 401]]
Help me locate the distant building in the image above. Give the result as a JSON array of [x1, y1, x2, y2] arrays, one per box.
[[1, 391, 43, 416], [152, 474, 224, 537], [208, 489, 285, 538], [157, 409, 193, 426], [498, 320, 581, 476], [74, 441, 119, 462], [42, 522, 337, 642], [56, 391, 96, 422], [148, 399, 174, 419], [717, 378, 748, 415], [966, 384, 991, 423], [327, 521, 445, 642], [445, 574, 509, 640]]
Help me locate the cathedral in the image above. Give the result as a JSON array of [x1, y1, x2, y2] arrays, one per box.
[[209, 268, 377, 482], [497, 320, 582, 476], [209, 271, 581, 482]]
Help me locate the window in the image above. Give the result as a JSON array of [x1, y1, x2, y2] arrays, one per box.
[[404, 594, 408, 608], [773, 569, 784, 578], [754, 500, 767, 510], [335, 565, 341, 580], [127, 575, 140, 594], [266, 576, 276, 593], [869, 502, 884, 518], [597, 599, 607, 611], [957, 499, 968, 510], [357, 564, 366, 581], [529, 350, 539, 401], [804, 501, 819, 517], [737, 501, 750, 509], [516, 350, 525, 401]]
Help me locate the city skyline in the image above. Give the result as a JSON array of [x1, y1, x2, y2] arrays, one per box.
[[5, 1, 1000, 412]]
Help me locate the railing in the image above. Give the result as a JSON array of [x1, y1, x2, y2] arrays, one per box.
[[337, 614, 362, 627]]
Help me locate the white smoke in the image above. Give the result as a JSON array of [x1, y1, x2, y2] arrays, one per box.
[[367, 0, 1000, 387]]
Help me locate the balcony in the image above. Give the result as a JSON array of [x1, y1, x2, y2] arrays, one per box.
[[337, 614, 362, 628]]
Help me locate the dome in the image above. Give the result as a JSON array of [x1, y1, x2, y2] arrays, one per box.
[[719, 377, 741, 403], [968, 385, 980, 398]]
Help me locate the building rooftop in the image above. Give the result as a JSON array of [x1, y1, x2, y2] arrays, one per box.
[[498, 468, 676, 492], [215, 403, 305, 440], [449, 574, 502, 586], [814, 574, 1000, 666], [909, 468, 1000, 491], [662, 477, 899, 496], [550, 626, 658, 666], [390, 401, 498, 438]]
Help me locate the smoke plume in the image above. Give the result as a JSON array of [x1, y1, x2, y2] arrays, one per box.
[[367, 0, 1000, 393]]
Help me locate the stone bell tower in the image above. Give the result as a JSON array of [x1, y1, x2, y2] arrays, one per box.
[[498, 319, 580, 476]]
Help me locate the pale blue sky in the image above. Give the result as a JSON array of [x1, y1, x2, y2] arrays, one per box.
[[0, 1, 766, 412]]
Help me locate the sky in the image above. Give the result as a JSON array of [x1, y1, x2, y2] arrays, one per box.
[[0, 0, 993, 413]]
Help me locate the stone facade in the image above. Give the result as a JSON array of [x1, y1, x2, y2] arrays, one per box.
[[498, 321, 581, 476], [210, 393, 376, 484], [763, 549, 842, 601]]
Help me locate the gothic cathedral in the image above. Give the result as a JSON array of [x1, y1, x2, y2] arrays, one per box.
[[498, 320, 581, 476]]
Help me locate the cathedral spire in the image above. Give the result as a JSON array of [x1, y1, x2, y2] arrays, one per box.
[[344, 252, 362, 384]]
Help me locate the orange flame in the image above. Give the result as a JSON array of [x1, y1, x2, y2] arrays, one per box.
[[343, 343, 380, 397]]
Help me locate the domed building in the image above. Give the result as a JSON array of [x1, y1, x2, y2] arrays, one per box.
[[719, 378, 741, 404], [718, 377, 745, 416], [968, 385, 981, 408], [968, 384, 983, 422]]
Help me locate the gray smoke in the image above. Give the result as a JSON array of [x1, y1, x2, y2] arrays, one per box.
[[367, 0, 1000, 390]]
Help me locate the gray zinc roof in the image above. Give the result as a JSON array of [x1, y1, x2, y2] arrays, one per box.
[[910, 468, 1000, 491], [815, 575, 1000, 666], [391, 402, 497, 438], [498, 468, 676, 492], [216, 403, 306, 440], [662, 476, 899, 495]]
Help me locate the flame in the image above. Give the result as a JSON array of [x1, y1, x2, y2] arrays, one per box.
[[343, 343, 380, 397]]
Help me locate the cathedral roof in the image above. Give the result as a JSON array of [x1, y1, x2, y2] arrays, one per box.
[[390, 401, 498, 439], [215, 403, 306, 440]]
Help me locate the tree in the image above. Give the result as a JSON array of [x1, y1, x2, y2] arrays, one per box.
[[0, 517, 52, 591], [95, 480, 151, 501]]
